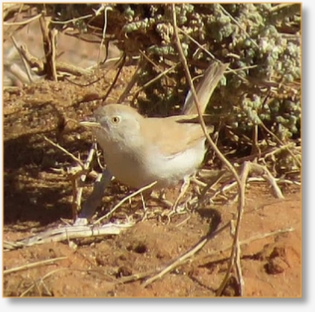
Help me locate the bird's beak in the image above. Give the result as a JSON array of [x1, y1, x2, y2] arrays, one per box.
[[80, 121, 101, 128]]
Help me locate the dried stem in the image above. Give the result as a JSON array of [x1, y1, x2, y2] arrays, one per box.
[[93, 181, 158, 225], [171, 4, 246, 296], [43, 136, 84, 168], [4, 257, 67, 275], [143, 221, 230, 287]]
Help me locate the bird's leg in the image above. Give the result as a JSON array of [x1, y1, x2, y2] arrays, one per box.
[[75, 169, 113, 225], [149, 191, 173, 209], [167, 176, 191, 217]]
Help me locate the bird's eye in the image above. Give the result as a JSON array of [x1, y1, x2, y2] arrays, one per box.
[[111, 116, 121, 124]]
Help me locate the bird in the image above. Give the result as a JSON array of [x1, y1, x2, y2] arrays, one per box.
[[81, 104, 211, 189], [77, 61, 228, 222]]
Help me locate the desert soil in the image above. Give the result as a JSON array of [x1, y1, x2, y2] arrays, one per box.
[[2, 19, 302, 298]]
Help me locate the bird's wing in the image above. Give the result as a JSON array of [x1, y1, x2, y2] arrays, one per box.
[[142, 115, 211, 156]]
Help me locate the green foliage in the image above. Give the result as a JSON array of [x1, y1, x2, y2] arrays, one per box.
[[115, 3, 301, 146]]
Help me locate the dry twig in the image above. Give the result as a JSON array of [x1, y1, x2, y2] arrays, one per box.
[[4, 257, 67, 275], [171, 4, 246, 296], [143, 221, 230, 287], [43, 136, 84, 168], [20, 268, 68, 297], [4, 222, 133, 250], [93, 181, 158, 225]]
